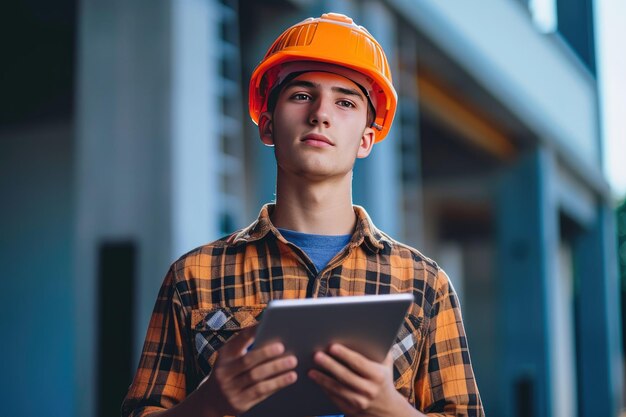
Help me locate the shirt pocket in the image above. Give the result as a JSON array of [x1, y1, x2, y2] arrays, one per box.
[[391, 311, 424, 401], [191, 305, 266, 377]]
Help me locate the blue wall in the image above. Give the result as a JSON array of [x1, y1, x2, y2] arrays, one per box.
[[0, 125, 75, 416]]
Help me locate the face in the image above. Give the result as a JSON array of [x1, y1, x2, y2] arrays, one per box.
[[259, 71, 375, 182]]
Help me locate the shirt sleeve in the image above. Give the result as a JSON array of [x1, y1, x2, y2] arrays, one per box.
[[413, 268, 485, 416], [121, 266, 192, 417]]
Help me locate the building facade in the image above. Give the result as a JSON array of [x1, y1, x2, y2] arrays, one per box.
[[1, 0, 622, 416]]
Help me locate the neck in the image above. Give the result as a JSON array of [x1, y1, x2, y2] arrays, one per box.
[[271, 169, 356, 235]]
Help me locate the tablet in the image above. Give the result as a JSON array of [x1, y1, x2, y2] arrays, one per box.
[[243, 293, 414, 417]]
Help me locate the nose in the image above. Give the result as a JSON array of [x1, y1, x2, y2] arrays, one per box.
[[308, 96, 332, 127]]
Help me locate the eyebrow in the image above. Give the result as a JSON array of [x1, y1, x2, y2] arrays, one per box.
[[283, 79, 366, 102]]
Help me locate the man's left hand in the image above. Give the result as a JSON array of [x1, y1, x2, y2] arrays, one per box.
[[308, 344, 408, 417]]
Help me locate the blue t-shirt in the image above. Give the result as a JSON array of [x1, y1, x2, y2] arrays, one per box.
[[278, 228, 351, 273], [277, 228, 350, 417]]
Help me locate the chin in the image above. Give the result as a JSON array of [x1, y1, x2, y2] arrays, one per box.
[[297, 167, 353, 182]]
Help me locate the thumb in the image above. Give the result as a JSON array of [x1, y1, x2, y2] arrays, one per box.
[[220, 325, 258, 360], [384, 350, 394, 366]]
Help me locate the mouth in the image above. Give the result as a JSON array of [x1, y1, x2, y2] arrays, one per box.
[[301, 133, 334, 147]]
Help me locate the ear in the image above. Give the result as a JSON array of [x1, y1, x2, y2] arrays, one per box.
[[258, 112, 274, 147], [356, 126, 375, 159]]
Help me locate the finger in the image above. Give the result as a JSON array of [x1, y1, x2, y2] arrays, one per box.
[[241, 369, 298, 406], [229, 342, 287, 377], [309, 369, 365, 410], [219, 325, 258, 360], [326, 344, 378, 379], [312, 350, 371, 395], [240, 355, 298, 390]]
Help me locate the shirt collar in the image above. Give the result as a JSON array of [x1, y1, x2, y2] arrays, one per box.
[[231, 203, 388, 252]]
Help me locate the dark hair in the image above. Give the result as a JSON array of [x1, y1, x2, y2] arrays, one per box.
[[266, 72, 376, 129]]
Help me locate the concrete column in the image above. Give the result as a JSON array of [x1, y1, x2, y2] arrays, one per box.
[[75, 1, 219, 415], [355, 1, 401, 237], [170, 0, 221, 256], [496, 148, 558, 417], [574, 204, 624, 417]]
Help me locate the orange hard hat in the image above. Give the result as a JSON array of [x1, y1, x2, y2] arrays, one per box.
[[248, 12, 398, 142]]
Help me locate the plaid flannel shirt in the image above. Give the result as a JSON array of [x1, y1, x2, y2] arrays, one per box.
[[122, 204, 484, 416]]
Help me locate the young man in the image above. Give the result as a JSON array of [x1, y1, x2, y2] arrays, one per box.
[[122, 13, 484, 417]]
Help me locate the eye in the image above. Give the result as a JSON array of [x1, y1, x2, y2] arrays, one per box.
[[337, 100, 356, 108], [291, 93, 312, 101]]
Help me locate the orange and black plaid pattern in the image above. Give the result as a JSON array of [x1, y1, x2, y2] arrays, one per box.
[[122, 204, 484, 417]]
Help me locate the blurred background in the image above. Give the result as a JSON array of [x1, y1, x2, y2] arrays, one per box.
[[1, 0, 624, 416]]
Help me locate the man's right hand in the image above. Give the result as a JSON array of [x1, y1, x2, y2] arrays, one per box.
[[199, 325, 298, 416]]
